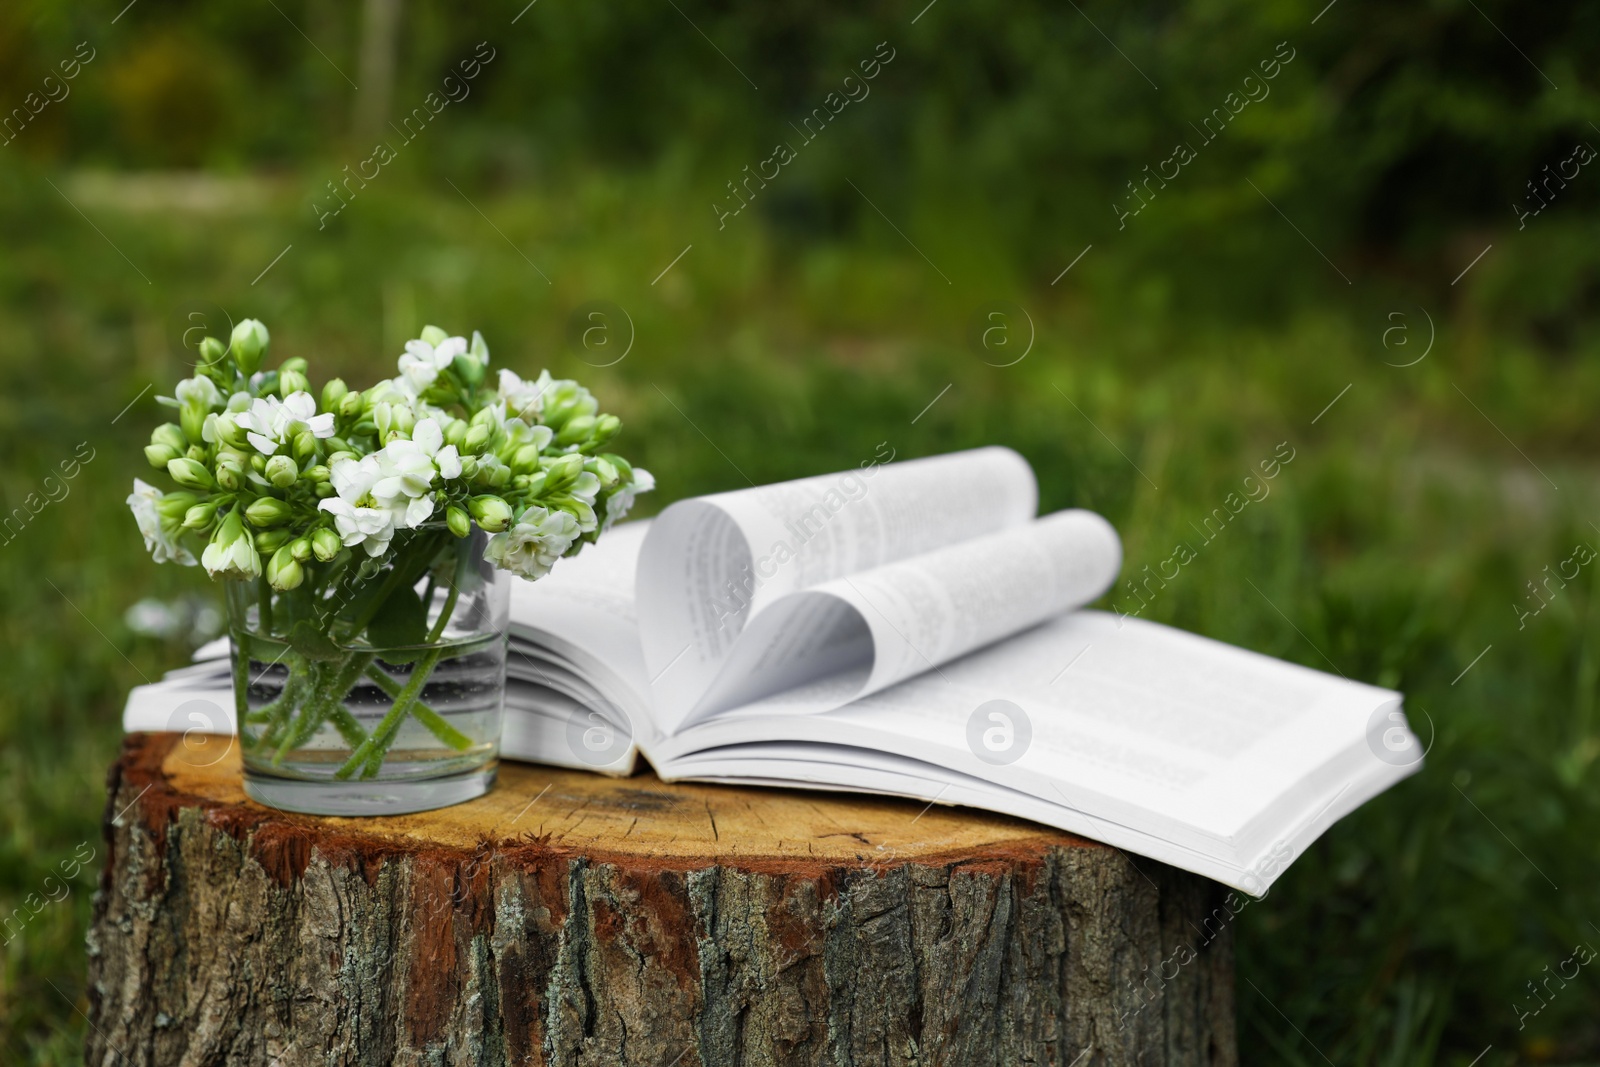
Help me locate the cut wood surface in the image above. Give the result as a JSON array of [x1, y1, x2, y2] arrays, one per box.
[[86, 732, 1237, 1066]]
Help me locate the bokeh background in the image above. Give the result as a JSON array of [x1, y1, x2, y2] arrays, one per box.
[[3, 0, 1599, 1062]]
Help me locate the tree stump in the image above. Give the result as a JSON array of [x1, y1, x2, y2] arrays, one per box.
[[86, 733, 1236, 1066]]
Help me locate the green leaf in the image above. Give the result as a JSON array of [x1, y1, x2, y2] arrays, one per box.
[[337, 578, 388, 626], [366, 584, 428, 650], [287, 620, 343, 661]]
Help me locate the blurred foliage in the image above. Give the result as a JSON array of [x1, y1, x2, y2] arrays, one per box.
[[1, 0, 1599, 1063], [3, 0, 1599, 330]]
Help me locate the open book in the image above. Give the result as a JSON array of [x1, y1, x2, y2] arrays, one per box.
[[125, 447, 1420, 893]]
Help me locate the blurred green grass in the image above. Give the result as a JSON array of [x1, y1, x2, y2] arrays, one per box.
[[2, 157, 1599, 1065]]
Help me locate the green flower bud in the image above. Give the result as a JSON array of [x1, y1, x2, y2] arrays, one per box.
[[185, 444, 207, 462], [278, 369, 310, 397], [543, 401, 575, 431], [230, 319, 269, 376], [151, 423, 187, 453], [511, 444, 542, 473], [591, 414, 621, 446], [255, 527, 291, 554], [443, 418, 467, 449], [314, 482, 335, 498], [180, 405, 207, 445], [266, 545, 304, 591], [470, 407, 498, 429], [303, 464, 330, 483], [392, 406, 415, 434], [250, 454, 266, 473], [338, 391, 365, 419], [321, 378, 349, 413], [488, 463, 511, 488], [311, 527, 343, 562], [213, 412, 249, 449], [157, 491, 199, 524], [420, 325, 448, 347], [265, 454, 299, 488], [279, 356, 308, 376], [453, 351, 485, 386], [556, 414, 597, 446], [459, 455, 480, 479], [521, 471, 548, 498], [183, 501, 218, 530], [288, 536, 312, 562], [197, 336, 227, 367], [244, 497, 293, 527], [293, 430, 319, 464], [446, 505, 471, 539], [542, 452, 585, 493], [216, 463, 245, 491], [325, 436, 351, 456], [202, 509, 260, 580], [463, 423, 492, 453], [469, 495, 513, 533], [372, 402, 394, 438], [586, 457, 620, 488], [167, 457, 215, 490], [145, 443, 181, 469]]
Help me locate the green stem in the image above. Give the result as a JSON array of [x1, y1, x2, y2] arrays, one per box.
[[420, 572, 438, 622], [426, 582, 461, 643], [328, 705, 370, 749], [274, 653, 375, 763], [334, 647, 441, 780], [230, 634, 250, 730], [342, 531, 449, 639], [362, 664, 472, 750], [252, 660, 310, 751], [258, 575, 274, 636]]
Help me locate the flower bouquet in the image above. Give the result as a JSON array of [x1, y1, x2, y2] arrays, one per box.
[[127, 319, 651, 814]]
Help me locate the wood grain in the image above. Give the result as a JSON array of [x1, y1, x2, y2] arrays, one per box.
[[86, 733, 1237, 1066]]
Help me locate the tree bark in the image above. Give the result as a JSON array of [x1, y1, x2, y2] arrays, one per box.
[[86, 733, 1236, 1066]]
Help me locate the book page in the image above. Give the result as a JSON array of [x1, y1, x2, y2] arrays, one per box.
[[658, 611, 1412, 852], [684, 510, 1121, 723], [508, 520, 653, 728], [636, 447, 1043, 731]]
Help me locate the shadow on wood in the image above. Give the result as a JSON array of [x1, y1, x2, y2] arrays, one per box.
[[86, 733, 1237, 1066]]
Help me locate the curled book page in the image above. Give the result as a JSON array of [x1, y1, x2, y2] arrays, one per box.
[[635, 447, 1121, 734]]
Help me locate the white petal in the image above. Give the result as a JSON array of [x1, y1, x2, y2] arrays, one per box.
[[412, 418, 443, 455], [404, 496, 434, 528], [246, 431, 279, 455], [435, 445, 461, 479], [283, 392, 316, 420], [306, 412, 336, 438]]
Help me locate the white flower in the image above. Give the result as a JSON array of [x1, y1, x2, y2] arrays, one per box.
[[498, 369, 552, 421], [398, 336, 468, 393], [320, 456, 398, 554], [559, 471, 603, 533], [603, 468, 654, 530], [174, 375, 222, 410], [234, 391, 335, 455], [484, 506, 579, 580], [411, 417, 461, 479], [569, 471, 601, 506], [126, 479, 196, 566], [318, 498, 395, 557], [370, 440, 439, 529], [329, 454, 380, 503], [199, 510, 260, 579]]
